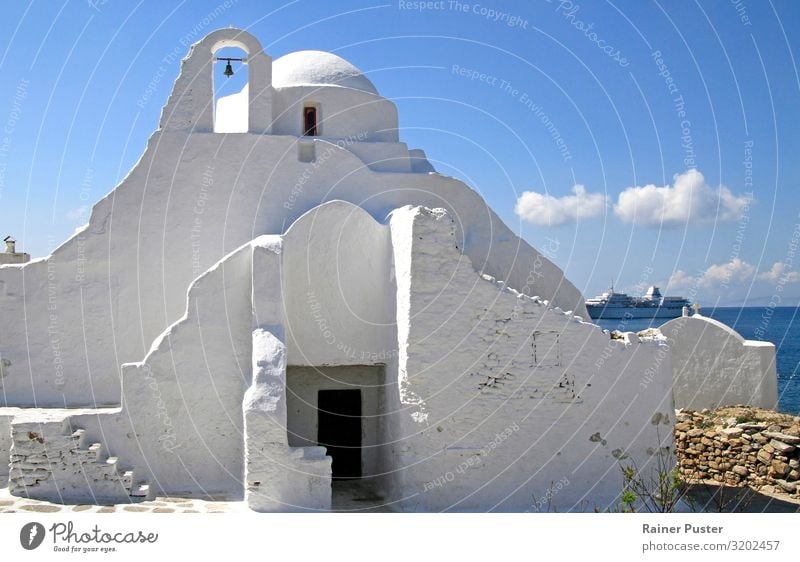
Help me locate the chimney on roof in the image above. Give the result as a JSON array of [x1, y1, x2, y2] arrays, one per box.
[[4, 236, 16, 254]]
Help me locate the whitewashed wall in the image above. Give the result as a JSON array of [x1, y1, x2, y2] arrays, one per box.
[[272, 86, 399, 142], [661, 314, 778, 411], [3, 202, 676, 511], [0, 29, 585, 409], [281, 201, 396, 367], [388, 206, 675, 512], [245, 329, 331, 513], [57, 239, 264, 500]]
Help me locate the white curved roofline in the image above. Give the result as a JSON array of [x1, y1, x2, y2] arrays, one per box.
[[660, 313, 746, 343], [272, 50, 379, 95]]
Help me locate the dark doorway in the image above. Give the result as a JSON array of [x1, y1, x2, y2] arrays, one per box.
[[303, 106, 318, 136], [318, 389, 361, 480]]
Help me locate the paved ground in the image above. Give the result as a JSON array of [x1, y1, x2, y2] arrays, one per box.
[[8, 482, 792, 513], [0, 481, 398, 513], [331, 480, 396, 512], [0, 487, 245, 514]]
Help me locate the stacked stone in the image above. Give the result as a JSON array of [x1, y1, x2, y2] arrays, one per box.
[[675, 408, 800, 498], [8, 429, 55, 491], [7, 422, 142, 503]]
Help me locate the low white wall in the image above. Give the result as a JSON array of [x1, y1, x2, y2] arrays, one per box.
[[246, 240, 333, 512], [660, 314, 778, 411], [64, 239, 265, 499], [0, 244, 121, 406], [389, 206, 675, 512], [245, 330, 331, 512]]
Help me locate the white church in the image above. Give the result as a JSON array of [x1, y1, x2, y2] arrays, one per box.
[[0, 29, 778, 512]]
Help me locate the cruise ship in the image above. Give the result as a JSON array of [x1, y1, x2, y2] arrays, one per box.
[[585, 284, 690, 320]]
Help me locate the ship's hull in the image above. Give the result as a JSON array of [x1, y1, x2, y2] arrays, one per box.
[[586, 305, 684, 320]]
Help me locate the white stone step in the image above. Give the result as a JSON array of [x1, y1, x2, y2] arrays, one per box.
[[121, 471, 134, 488], [130, 484, 150, 498], [86, 443, 103, 461]]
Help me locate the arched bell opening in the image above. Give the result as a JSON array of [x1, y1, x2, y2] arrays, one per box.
[[213, 44, 249, 133]]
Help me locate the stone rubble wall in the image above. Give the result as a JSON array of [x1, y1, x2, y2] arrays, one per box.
[[0, 416, 9, 486], [7, 420, 144, 504], [676, 407, 800, 498]]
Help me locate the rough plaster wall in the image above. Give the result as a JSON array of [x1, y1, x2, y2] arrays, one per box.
[[0, 199, 670, 511], [0, 225, 120, 406], [5, 202, 401, 506], [282, 201, 396, 367], [341, 141, 413, 172], [280, 201, 399, 501], [0, 27, 585, 409], [661, 315, 778, 411], [251, 236, 284, 331], [245, 330, 331, 512], [389, 206, 675, 512], [272, 85, 399, 142], [246, 240, 331, 512], [63, 240, 260, 499]]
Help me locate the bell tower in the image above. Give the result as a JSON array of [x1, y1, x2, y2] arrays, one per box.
[[159, 28, 272, 134]]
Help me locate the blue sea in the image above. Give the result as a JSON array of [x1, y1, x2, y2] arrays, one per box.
[[595, 307, 800, 414]]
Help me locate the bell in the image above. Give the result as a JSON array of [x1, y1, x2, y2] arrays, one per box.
[[223, 61, 234, 77]]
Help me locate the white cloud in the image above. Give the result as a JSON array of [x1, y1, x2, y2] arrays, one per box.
[[667, 258, 755, 290], [613, 169, 751, 227], [757, 261, 800, 284], [663, 259, 800, 305], [702, 258, 755, 286], [664, 269, 697, 290], [667, 259, 800, 293], [515, 185, 607, 226]]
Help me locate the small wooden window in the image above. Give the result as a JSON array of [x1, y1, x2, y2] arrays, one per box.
[[303, 106, 318, 136]]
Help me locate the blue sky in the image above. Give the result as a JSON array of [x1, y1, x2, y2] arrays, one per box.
[[1, 0, 799, 306]]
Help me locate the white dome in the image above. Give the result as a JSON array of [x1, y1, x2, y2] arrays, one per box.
[[272, 50, 378, 95]]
